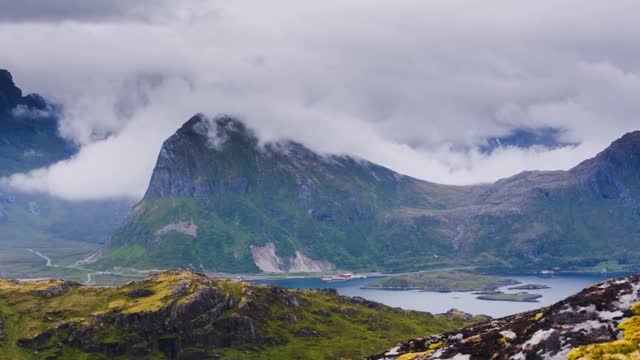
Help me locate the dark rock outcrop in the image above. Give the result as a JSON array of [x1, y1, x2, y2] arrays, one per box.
[[32, 280, 80, 298], [0, 69, 52, 115], [125, 288, 155, 298], [0, 69, 22, 111]]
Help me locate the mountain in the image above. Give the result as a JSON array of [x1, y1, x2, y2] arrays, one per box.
[[0, 270, 480, 359], [105, 114, 477, 273], [370, 274, 640, 360], [0, 69, 132, 278], [105, 114, 640, 274], [0, 69, 73, 175]]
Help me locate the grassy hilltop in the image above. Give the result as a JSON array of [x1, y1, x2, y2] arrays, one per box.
[[0, 270, 482, 360]]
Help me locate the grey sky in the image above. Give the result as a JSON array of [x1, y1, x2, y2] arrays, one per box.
[[0, 0, 177, 22], [1, 1, 640, 200]]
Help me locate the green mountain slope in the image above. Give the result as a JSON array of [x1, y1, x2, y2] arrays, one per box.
[[106, 114, 640, 273], [106, 115, 476, 273], [0, 270, 481, 359]]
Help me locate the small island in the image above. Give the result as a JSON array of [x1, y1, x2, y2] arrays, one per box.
[[476, 292, 542, 303], [508, 284, 550, 290], [472, 290, 503, 295], [361, 271, 519, 292]]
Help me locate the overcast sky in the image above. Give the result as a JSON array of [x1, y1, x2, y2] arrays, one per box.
[[2, 0, 640, 200]]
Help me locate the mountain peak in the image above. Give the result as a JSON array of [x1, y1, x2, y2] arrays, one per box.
[[610, 130, 640, 151], [572, 130, 640, 174], [0, 69, 52, 113], [596, 130, 640, 170], [177, 113, 257, 148], [0, 69, 23, 110]]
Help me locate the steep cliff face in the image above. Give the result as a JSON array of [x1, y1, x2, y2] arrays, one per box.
[[371, 274, 640, 360], [108, 113, 640, 273], [0, 270, 478, 359]]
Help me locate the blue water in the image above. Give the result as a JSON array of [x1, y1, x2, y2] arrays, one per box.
[[252, 273, 625, 317]]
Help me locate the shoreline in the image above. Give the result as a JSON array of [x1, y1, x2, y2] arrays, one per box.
[[206, 267, 636, 281], [7, 260, 634, 284], [210, 270, 634, 282], [476, 294, 543, 303]]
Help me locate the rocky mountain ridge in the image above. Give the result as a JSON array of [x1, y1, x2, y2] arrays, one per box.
[[106, 114, 640, 274]]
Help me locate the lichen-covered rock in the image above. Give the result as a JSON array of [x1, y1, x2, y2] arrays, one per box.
[[370, 274, 640, 360], [31, 280, 80, 299]]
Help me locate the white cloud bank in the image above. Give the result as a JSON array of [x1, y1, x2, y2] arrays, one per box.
[[1, 0, 640, 200]]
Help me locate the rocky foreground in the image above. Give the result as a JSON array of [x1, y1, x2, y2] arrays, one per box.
[[0, 270, 480, 359], [4, 270, 640, 359], [369, 274, 640, 360]]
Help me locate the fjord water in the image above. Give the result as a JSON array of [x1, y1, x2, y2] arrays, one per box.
[[253, 273, 624, 318]]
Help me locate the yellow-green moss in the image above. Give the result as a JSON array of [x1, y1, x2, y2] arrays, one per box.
[[531, 312, 543, 321], [397, 351, 432, 360], [568, 302, 640, 360], [567, 340, 638, 360]]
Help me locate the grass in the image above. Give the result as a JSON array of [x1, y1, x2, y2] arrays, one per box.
[[101, 244, 150, 268], [216, 286, 478, 360], [363, 271, 517, 292]]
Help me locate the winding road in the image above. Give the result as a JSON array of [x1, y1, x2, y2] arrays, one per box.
[[26, 248, 52, 266], [25, 248, 119, 285]]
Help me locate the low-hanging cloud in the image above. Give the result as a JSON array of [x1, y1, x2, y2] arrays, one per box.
[[1, 0, 640, 200]]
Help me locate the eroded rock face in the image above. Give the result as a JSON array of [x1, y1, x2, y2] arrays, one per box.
[[250, 242, 336, 273], [370, 275, 640, 360], [155, 222, 198, 238]]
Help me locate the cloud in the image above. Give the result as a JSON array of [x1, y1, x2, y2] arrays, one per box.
[[0, 0, 210, 23], [1, 0, 640, 200]]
